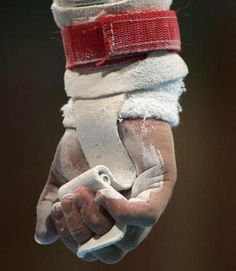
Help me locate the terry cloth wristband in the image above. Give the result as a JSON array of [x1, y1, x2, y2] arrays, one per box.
[[61, 10, 181, 69]]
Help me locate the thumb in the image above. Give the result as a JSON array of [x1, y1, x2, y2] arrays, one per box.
[[35, 174, 59, 245], [95, 188, 156, 227]]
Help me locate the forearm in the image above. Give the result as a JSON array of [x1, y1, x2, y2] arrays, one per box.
[[52, 0, 173, 28]]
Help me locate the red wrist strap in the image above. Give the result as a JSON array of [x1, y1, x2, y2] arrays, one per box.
[[62, 10, 181, 70]]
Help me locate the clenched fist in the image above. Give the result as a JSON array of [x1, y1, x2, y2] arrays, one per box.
[[35, 119, 177, 264]]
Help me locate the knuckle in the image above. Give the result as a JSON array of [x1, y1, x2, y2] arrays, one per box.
[[51, 203, 63, 220], [89, 215, 102, 227]]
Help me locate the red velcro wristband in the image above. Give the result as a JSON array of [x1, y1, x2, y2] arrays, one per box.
[[61, 10, 181, 70]]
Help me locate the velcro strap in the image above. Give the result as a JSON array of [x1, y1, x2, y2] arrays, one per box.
[[62, 10, 181, 70]]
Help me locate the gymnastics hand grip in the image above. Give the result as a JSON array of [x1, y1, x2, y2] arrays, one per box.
[[58, 165, 127, 258]]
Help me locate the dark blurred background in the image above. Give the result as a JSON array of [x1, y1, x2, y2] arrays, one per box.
[[1, 0, 236, 270]]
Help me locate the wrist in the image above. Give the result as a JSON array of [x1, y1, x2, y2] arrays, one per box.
[[52, 0, 173, 28]]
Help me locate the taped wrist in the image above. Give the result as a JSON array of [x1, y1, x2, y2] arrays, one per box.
[[62, 76, 186, 128], [53, 0, 188, 127], [62, 51, 188, 127]]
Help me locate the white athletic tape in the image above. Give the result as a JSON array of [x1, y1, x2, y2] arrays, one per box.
[[64, 52, 188, 99]]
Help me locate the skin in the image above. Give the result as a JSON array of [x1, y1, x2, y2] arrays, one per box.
[[35, 119, 177, 264]]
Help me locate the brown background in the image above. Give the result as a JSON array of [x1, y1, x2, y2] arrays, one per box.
[[1, 0, 236, 270]]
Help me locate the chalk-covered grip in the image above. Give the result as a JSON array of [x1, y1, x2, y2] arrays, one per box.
[[58, 165, 114, 198], [58, 165, 127, 258]]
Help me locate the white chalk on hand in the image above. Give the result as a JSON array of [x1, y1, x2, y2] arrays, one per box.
[[58, 165, 127, 258]]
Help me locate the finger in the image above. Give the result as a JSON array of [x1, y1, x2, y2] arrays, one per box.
[[61, 195, 94, 244], [52, 202, 98, 261], [131, 165, 165, 198], [95, 189, 154, 226], [92, 245, 127, 264], [74, 187, 114, 235], [35, 173, 59, 245], [82, 253, 98, 262], [115, 225, 152, 251], [95, 185, 172, 227], [51, 202, 78, 254]]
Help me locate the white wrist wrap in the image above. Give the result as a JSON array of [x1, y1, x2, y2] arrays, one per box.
[[64, 52, 187, 98], [52, 0, 173, 28], [62, 52, 188, 127]]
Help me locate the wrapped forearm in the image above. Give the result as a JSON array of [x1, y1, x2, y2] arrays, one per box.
[[62, 77, 186, 128], [52, 0, 188, 186], [52, 0, 173, 28]]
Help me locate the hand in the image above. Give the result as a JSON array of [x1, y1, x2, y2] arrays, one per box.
[[34, 128, 90, 245], [93, 119, 177, 263], [34, 128, 116, 262], [35, 119, 177, 264], [96, 119, 177, 228]]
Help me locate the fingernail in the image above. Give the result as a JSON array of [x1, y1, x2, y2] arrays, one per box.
[[61, 200, 73, 218], [51, 203, 63, 220]]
